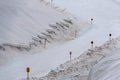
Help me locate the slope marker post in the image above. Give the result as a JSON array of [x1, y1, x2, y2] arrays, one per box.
[[109, 34, 112, 41], [91, 18, 93, 24], [69, 51, 72, 61], [26, 67, 30, 80], [91, 41, 94, 49]]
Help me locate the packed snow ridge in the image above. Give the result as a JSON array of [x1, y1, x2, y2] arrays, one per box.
[[20, 36, 120, 80]]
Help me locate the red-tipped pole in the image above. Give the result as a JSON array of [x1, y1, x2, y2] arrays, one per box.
[[109, 34, 112, 41], [69, 51, 72, 61], [91, 18, 93, 24], [91, 41, 94, 49]]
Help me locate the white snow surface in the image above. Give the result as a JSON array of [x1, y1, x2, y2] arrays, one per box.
[[88, 45, 120, 80], [45, 0, 120, 46], [37, 36, 120, 80], [0, 0, 65, 45], [0, 0, 120, 80]]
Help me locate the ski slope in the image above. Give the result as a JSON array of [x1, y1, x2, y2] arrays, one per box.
[[0, 0, 65, 45], [1, 0, 120, 80], [47, 0, 120, 80], [37, 36, 120, 80], [88, 47, 120, 80], [45, 0, 120, 46]]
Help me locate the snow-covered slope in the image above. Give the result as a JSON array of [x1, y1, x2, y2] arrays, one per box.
[[0, 0, 83, 61], [1, 0, 120, 80], [27, 37, 120, 80], [19, 37, 120, 80], [88, 50, 120, 80], [0, 0, 86, 80], [88, 40, 120, 80], [44, 0, 120, 54], [0, 0, 71, 45]]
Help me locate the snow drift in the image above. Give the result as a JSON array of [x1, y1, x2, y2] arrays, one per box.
[[20, 36, 120, 80], [0, 0, 80, 46], [0, 0, 84, 53], [88, 38, 120, 80], [0, 0, 87, 79]]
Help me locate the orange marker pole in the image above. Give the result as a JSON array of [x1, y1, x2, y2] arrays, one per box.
[[26, 67, 30, 80]]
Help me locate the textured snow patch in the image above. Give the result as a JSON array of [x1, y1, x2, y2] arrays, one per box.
[[0, 0, 65, 45], [20, 37, 120, 80], [88, 37, 120, 80]]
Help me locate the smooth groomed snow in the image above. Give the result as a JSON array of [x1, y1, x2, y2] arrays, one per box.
[[0, 0, 120, 80]]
